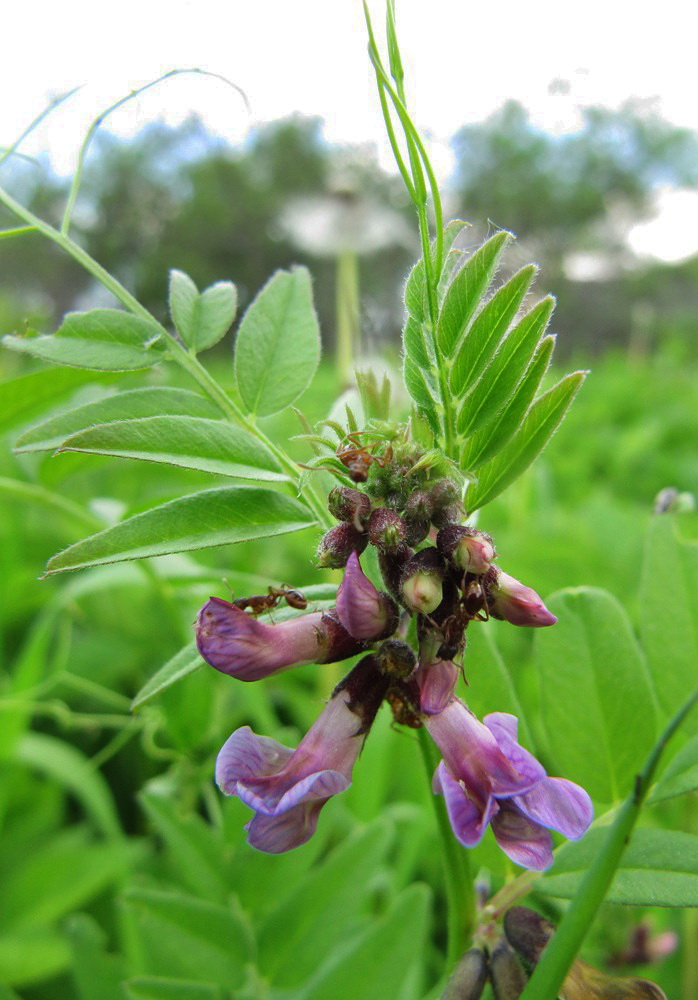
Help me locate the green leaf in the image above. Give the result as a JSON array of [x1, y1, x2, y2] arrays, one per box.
[[649, 734, 698, 803], [66, 914, 125, 1000], [296, 883, 431, 1000], [169, 269, 237, 353], [0, 477, 97, 529], [0, 369, 117, 434], [0, 826, 133, 930], [258, 819, 393, 986], [461, 335, 555, 471], [541, 828, 698, 905], [638, 516, 698, 733], [45, 486, 315, 575], [465, 370, 586, 513], [14, 387, 218, 453], [138, 791, 227, 905], [533, 587, 658, 803], [123, 887, 252, 985], [2, 309, 165, 371], [15, 732, 122, 838], [131, 641, 202, 711], [403, 356, 440, 433], [125, 979, 223, 1000], [0, 928, 69, 987], [59, 415, 287, 481], [437, 230, 511, 357], [234, 266, 321, 416], [456, 296, 554, 438], [449, 264, 537, 399]]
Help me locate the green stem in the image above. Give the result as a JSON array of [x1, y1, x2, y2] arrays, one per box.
[[520, 686, 698, 1000], [418, 727, 475, 968]]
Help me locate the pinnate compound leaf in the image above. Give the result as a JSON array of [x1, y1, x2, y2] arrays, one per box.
[[541, 828, 698, 906], [456, 296, 554, 438], [45, 486, 315, 575], [437, 230, 511, 357], [465, 371, 587, 513], [169, 269, 237, 353], [403, 356, 440, 434], [59, 415, 287, 482], [533, 587, 658, 803], [66, 914, 125, 1000], [449, 264, 537, 399], [14, 387, 219, 453], [0, 928, 69, 988], [2, 310, 165, 371], [639, 516, 698, 733], [461, 335, 555, 471], [131, 641, 202, 711], [234, 267, 320, 416]]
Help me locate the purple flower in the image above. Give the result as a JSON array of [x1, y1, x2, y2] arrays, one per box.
[[216, 656, 388, 852], [196, 599, 366, 680], [487, 570, 557, 627], [336, 551, 399, 640], [425, 701, 592, 871], [417, 658, 460, 715]]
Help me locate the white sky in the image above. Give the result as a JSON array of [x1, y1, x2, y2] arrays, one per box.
[[2, 0, 697, 258]]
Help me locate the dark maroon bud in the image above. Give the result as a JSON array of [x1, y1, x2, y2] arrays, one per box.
[[400, 547, 446, 614], [327, 486, 371, 527], [368, 507, 407, 550], [428, 478, 460, 511], [503, 907, 555, 966], [432, 500, 465, 529], [489, 940, 527, 999], [316, 522, 368, 568], [441, 948, 489, 1000], [405, 489, 434, 522], [375, 639, 417, 679], [437, 525, 496, 574], [378, 542, 414, 600]]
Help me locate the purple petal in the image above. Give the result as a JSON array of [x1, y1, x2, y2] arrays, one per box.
[[245, 802, 324, 853], [418, 660, 460, 715], [484, 714, 547, 791], [336, 552, 397, 639], [514, 777, 594, 840], [434, 761, 495, 847], [215, 727, 294, 793], [238, 769, 351, 815], [491, 803, 554, 871]]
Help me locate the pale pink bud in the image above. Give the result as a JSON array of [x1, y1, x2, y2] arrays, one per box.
[[488, 570, 557, 627]]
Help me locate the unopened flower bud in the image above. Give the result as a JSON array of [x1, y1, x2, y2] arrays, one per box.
[[375, 639, 417, 679], [378, 542, 413, 599], [317, 522, 368, 569], [489, 940, 527, 999], [403, 489, 432, 546], [400, 548, 445, 615], [441, 948, 489, 1000], [327, 486, 371, 527], [432, 500, 465, 529], [503, 907, 554, 966], [487, 569, 557, 627], [367, 507, 407, 550], [437, 525, 496, 575], [336, 552, 400, 640]]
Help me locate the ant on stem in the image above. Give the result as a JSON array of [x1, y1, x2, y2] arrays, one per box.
[[232, 585, 308, 617]]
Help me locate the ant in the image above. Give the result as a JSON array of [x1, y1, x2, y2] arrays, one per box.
[[233, 585, 308, 616], [337, 432, 393, 483], [435, 578, 489, 662]]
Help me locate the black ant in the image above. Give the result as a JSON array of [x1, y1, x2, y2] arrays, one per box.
[[233, 585, 308, 616]]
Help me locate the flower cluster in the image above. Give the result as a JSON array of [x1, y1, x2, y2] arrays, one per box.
[[196, 471, 592, 868]]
